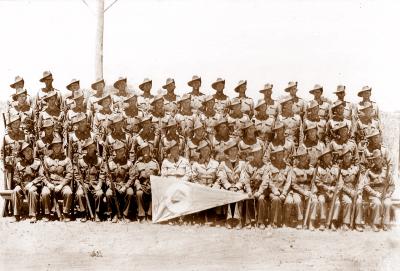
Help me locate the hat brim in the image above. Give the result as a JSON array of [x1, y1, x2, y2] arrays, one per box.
[[40, 75, 52, 82], [259, 88, 272, 93], [211, 80, 225, 89], [234, 82, 247, 92], [309, 88, 323, 94], [334, 90, 345, 94], [91, 80, 105, 90], [66, 81, 80, 91], [357, 89, 371, 97], [187, 78, 201, 87], [113, 78, 127, 89], [139, 80, 152, 91], [10, 80, 24, 88], [162, 82, 174, 89]]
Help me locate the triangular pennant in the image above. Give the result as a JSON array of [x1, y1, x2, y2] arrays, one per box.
[[151, 176, 249, 223]]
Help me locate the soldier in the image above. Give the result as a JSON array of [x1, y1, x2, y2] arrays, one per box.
[[103, 114, 133, 160], [241, 145, 268, 229], [283, 81, 306, 118], [191, 140, 220, 224], [64, 90, 90, 137], [227, 98, 250, 141], [364, 149, 394, 232], [217, 140, 246, 229], [263, 146, 292, 228], [185, 120, 207, 163], [329, 122, 359, 165], [210, 117, 233, 162], [339, 146, 363, 232], [38, 91, 65, 137], [361, 128, 392, 173], [11, 143, 43, 223], [198, 95, 221, 141], [211, 78, 230, 115], [74, 138, 105, 222], [234, 80, 254, 118], [357, 86, 380, 120], [35, 119, 62, 159], [162, 78, 180, 116], [175, 94, 195, 138], [67, 113, 94, 163], [277, 96, 303, 146], [264, 122, 295, 164], [355, 102, 382, 144], [259, 83, 280, 118], [160, 140, 192, 182], [253, 99, 275, 143], [122, 94, 143, 135], [291, 146, 318, 230], [315, 146, 341, 231], [332, 85, 354, 121], [64, 78, 81, 111], [131, 143, 160, 223], [150, 94, 169, 134], [92, 94, 113, 151], [326, 100, 354, 143], [137, 78, 154, 114], [308, 84, 331, 121], [303, 100, 327, 142], [159, 118, 185, 161], [238, 120, 264, 161], [34, 71, 63, 118], [135, 116, 160, 162], [187, 75, 205, 114], [300, 123, 325, 167], [112, 77, 131, 113], [87, 78, 107, 114], [8, 88, 35, 141], [41, 137, 73, 222], [105, 141, 134, 223], [8, 75, 32, 113]]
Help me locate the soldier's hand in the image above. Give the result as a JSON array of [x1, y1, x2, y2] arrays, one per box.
[[119, 186, 127, 194], [55, 184, 62, 193], [25, 183, 33, 191], [279, 194, 286, 201], [254, 192, 261, 198], [375, 192, 382, 199], [47, 183, 55, 191], [247, 192, 253, 198], [273, 190, 280, 196]]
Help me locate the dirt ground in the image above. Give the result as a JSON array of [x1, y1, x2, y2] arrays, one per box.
[[0, 218, 399, 271]]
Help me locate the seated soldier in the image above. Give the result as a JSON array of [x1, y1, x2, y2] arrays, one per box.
[[11, 143, 43, 223]]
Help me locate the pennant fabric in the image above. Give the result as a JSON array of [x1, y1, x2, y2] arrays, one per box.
[[151, 176, 249, 223]]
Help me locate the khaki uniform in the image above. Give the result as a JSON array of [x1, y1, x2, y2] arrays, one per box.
[[38, 109, 65, 137], [190, 94, 205, 114], [340, 165, 363, 225], [34, 88, 63, 116], [137, 95, 154, 114], [277, 114, 303, 146], [326, 117, 354, 142], [191, 159, 219, 187], [315, 98, 331, 120], [130, 158, 159, 218], [184, 139, 202, 163], [92, 110, 113, 144], [12, 158, 43, 217], [238, 139, 265, 161], [303, 118, 327, 142], [151, 114, 170, 136], [123, 111, 143, 135], [73, 156, 105, 215], [357, 101, 380, 120], [263, 139, 295, 164], [111, 93, 131, 113], [364, 166, 394, 225], [355, 118, 381, 144], [237, 96, 254, 117], [68, 131, 95, 163], [227, 114, 250, 141], [135, 132, 160, 162], [361, 146, 392, 173], [330, 139, 359, 164], [35, 133, 62, 160], [198, 112, 222, 139], [211, 136, 234, 162], [41, 154, 73, 215], [253, 116, 275, 142], [175, 112, 196, 138], [161, 156, 192, 182], [315, 165, 340, 223], [163, 95, 180, 116], [103, 133, 134, 160], [214, 97, 230, 116], [8, 105, 35, 139], [300, 140, 325, 167], [159, 135, 186, 162]]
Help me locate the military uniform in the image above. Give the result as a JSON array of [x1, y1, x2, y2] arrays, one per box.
[[92, 95, 114, 147], [191, 155, 219, 187], [8, 88, 35, 139], [160, 154, 192, 182], [137, 78, 154, 114]]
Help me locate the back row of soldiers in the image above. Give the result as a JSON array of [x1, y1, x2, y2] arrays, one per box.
[[0, 71, 394, 232]]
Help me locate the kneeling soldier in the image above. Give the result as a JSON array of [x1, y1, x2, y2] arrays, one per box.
[[105, 141, 134, 223], [11, 143, 43, 223], [41, 137, 73, 222], [131, 143, 160, 223], [74, 138, 105, 222]]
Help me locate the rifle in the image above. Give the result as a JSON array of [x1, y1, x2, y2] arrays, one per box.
[[2, 113, 10, 217], [67, 134, 76, 219], [41, 159, 62, 219], [327, 168, 342, 228], [350, 169, 362, 229], [303, 164, 318, 228], [76, 162, 94, 220], [105, 153, 121, 218]]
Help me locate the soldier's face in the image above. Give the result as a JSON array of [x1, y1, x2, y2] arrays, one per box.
[[370, 135, 380, 145], [154, 100, 164, 110], [343, 152, 352, 165], [313, 90, 322, 99], [96, 82, 105, 91], [181, 100, 191, 111], [289, 87, 297, 96], [44, 126, 53, 135], [309, 106, 319, 116], [194, 127, 205, 138], [200, 146, 211, 159], [362, 91, 371, 99], [117, 81, 127, 90], [231, 104, 241, 113], [263, 89, 272, 97], [142, 82, 152, 92], [214, 82, 225, 92], [142, 121, 152, 130], [227, 147, 238, 159], [217, 124, 228, 136], [334, 105, 344, 115], [282, 101, 293, 113], [336, 92, 345, 100], [338, 127, 348, 138], [116, 148, 126, 158], [238, 84, 247, 93], [101, 98, 111, 108], [70, 82, 80, 91], [373, 156, 383, 168], [169, 145, 180, 158], [78, 120, 88, 131], [191, 81, 201, 89], [322, 153, 332, 165], [252, 150, 263, 161], [14, 81, 24, 89], [307, 128, 317, 141], [86, 144, 97, 155], [52, 143, 62, 154], [47, 96, 57, 105], [113, 122, 124, 131], [205, 100, 215, 109], [10, 120, 21, 130], [297, 154, 308, 165], [75, 97, 84, 105], [17, 94, 27, 103], [44, 78, 53, 87], [256, 104, 267, 114], [141, 146, 151, 158], [273, 151, 284, 162], [22, 148, 33, 160], [166, 83, 176, 92], [246, 125, 256, 137], [275, 128, 284, 138]]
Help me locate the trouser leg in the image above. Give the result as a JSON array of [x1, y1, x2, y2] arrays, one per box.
[[11, 185, 24, 216], [123, 187, 134, 217], [370, 197, 382, 225], [28, 186, 39, 217], [136, 190, 145, 217], [341, 194, 352, 224], [270, 195, 282, 225], [41, 186, 51, 215], [61, 185, 73, 215], [257, 196, 268, 225], [383, 198, 392, 225]]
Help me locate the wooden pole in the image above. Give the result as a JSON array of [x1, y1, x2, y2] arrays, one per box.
[[95, 0, 104, 79]]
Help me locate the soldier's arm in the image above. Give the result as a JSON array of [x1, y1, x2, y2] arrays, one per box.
[[61, 158, 73, 187], [258, 169, 269, 194], [239, 165, 251, 193], [315, 171, 330, 192], [181, 158, 192, 182], [217, 164, 230, 189], [291, 170, 307, 196], [363, 172, 380, 197], [282, 169, 292, 196]]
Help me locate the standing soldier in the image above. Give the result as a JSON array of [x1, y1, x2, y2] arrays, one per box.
[[339, 146, 363, 232], [159, 119, 185, 162], [210, 117, 233, 162], [105, 141, 134, 223], [198, 95, 221, 141], [92, 94, 113, 153], [234, 80, 254, 118], [135, 116, 160, 162], [211, 78, 230, 116], [238, 121, 264, 161], [137, 78, 154, 114], [329, 122, 359, 165], [34, 71, 63, 119], [315, 146, 341, 231], [112, 77, 131, 113], [64, 78, 81, 111], [259, 83, 280, 118], [8, 88, 35, 141], [185, 120, 207, 163], [175, 94, 195, 138], [253, 99, 276, 143], [122, 93, 143, 135], [162, 78, 180, 116], [41, 137, 73, 222], [64, 90, 90, 137], [187, 75, 205, 114], [74, 138, 105, 222], [161, 140, 192, 183], [326, 100, 354, 143], [38, 91, 65, 137], [263, 146, 292, 228], [264, 122, 295, 164], [303, 100, 327, 142], [291, 146, 318, 230], [217, 141, 246, 229], [277, 97, 303, 146], [11, 143, 43, 223], [227, 98, 250, 142], [35, 119, 62, 160], [150, 94, 169, 134], [332, 85, 354, 121], [8, 76, 32, 113], [356, 86, 380, 120], [241, 145, 268, 229], [300, 123, 325, 167], [283, 81, 306, 118], [364, 149, 394, 232], [355, 102, 382, 145], [131, 143, 159, 223], [103, 114, 133, 160], [68, 113, 94, 163], [87, 78, 107, 114], [308, 84, 331, 121]]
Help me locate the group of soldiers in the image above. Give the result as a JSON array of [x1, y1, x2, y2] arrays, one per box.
[[0, 71, 395, 232]]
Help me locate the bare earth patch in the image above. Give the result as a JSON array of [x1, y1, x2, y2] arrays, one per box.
[[0, 218, 399, 271]]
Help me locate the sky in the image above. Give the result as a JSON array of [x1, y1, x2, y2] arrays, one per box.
[[0, 0, 400, 111]]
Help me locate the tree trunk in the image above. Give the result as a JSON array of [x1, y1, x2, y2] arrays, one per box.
[[95, 0, 104, 79]]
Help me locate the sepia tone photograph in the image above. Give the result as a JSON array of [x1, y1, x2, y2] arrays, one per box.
[[0, 0, 399, 270]]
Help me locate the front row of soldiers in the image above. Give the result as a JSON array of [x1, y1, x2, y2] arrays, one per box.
[[5, 115, 394, 232]]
